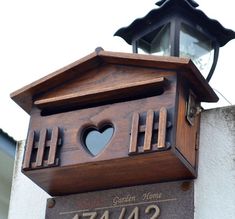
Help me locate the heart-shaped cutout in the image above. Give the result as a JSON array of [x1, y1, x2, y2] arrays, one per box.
[[83, 124, 114, 156]]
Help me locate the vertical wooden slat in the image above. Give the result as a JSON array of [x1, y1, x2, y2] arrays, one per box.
[[48, 127, 59, 165], [22, 131, 35, 169], [36, 129, 47, 167], [157, 107, 167, 148], [144, 110, 154, 151], [129, 112, 139, 153]]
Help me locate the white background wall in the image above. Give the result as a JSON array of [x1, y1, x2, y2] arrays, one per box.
[[8, 106, 235, 219], [8, 141, 50, 219], [1, 0, 235, 141], [195, 106, 235, 218]]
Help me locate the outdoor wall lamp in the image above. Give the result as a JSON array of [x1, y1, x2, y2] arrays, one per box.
[[115, 0, 235, 81]]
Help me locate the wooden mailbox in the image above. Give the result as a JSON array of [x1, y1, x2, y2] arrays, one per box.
[[11, 49, 218, 196]]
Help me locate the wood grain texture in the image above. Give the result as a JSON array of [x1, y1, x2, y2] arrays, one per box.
[[35, 129, 47, 167], [129, 112, 139, 154], [35, 77, 165, 110], [23, 151, 195, 196], [22, 130, 35, 169], [157, 107, 167, 148], [10, 50, 218, 114], [18, 51, 207, 195], [28, 93, 176, 167], [143, 110, 154, 152], [175, 78, 200, 167], [48, 127, 59, 166]]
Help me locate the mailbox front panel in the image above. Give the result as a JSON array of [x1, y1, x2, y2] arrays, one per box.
[[24, 87, 176, 170]]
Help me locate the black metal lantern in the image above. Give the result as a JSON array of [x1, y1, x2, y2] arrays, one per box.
[[115, 0, 235, 81]]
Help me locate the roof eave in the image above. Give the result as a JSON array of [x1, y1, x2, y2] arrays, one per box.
[[11, 50, 218, 114]]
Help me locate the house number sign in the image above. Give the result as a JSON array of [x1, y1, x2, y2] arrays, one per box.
[[46, 181, 194, 219], [70, 204, 160, 219]]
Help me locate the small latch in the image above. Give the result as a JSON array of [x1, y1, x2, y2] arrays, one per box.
[[186, 90, 202, 126]]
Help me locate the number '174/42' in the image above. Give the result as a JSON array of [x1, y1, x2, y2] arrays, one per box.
[[72, 204, 160, 219]]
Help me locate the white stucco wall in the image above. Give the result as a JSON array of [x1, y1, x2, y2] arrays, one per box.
[[8, 141, 50, 219], [8, 106, 235, 219], [195, 106, 235, 219]]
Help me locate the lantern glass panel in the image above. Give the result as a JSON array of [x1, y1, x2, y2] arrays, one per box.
[[180, 23, 214, 77], [138, 23, 171, 56]]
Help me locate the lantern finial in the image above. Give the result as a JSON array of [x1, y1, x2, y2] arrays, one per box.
[[156, 0, 199, 8]]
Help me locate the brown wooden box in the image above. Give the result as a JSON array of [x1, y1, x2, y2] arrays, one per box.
[[11, 50, 218, 196]]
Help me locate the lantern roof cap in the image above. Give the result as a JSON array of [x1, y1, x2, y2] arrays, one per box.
[[114, 0, 235, 47]]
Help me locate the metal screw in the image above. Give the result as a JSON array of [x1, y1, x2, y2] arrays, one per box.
[[181, 181, 192, 191], [47, 198, 56, 208]]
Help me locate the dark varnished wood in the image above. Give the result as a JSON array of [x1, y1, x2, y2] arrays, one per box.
[[129, 112, 139, 154], [143, 110, 154, 152], [11, 50, 218, 114], [11, 50, 218, 195], [25, 151, 194, 196], [23, 127, 61, 170], [35, 77, 165, 111], [35, 129, 47, 167], [27, 94, 176, 167], [175, 77, 200, 167], [48, 127, 59, 166], [22, 130, 35, 169], [157, 107, 167, 148]]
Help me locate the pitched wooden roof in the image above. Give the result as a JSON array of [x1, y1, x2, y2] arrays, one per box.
[[11, 48, 218, 114]]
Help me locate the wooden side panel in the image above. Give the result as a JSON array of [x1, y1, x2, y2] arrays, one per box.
[[175, 79, 200, 167]]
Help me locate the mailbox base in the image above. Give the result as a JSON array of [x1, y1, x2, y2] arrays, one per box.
[[23, 149, 195, 196]]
